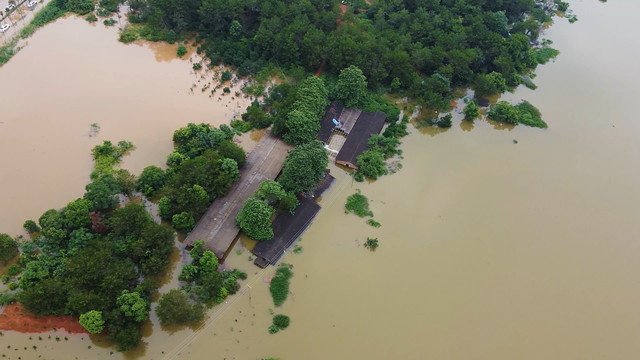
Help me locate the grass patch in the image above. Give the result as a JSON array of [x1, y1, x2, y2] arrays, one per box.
[[0, 42, 17, 67], [345, 191, 373, 217], [270, 266, 293, 307], [366, 219, 381, 228], [364, 237, 379, 251]]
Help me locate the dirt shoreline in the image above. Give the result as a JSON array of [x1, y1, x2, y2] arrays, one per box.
[[0, 303, 88, 334]]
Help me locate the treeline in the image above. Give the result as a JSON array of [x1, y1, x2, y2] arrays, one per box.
[[123, 0, 564, 110], [0, 126, 247, 351]]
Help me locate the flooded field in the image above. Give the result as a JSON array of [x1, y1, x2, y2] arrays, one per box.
[[3, 0, 640, 359]]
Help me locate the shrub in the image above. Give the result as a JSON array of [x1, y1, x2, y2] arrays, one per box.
[[8, 282, 18, 291], [86, 13, 98, 23], [79, 310, 105, 334], [437, 114, 452, 128], [464, 101, 479, 121], [0, 292, 17, 305], [270, 266, 293, 307], [156, 289, 204, 326], [119, 27, 138, 43], [7, 264, 20, 277], [364, 237, 379, 251], [345, 191, 373, 217], [177, 45, 187, 58], [223, 87, 231, 93], [221, 70, 232, 82], [103, 19, 116, 27], [367, 219, 381, 227], [136, 166, 166, 197], [193, 63, 202, 71]]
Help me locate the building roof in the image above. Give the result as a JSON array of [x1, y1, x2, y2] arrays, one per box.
[[318, 103, 344, 143], [252, 196, 321, 266], [335, 111, 387, 167]]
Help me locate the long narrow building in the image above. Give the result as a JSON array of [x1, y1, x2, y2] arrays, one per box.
[[184, 130, 293, 260]]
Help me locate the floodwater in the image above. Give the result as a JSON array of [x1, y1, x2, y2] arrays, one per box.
[[0, 16, 248, 237], [3, 0, 640, 359]]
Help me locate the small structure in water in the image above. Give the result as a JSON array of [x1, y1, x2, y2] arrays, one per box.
[[318, 103, 387, 169]]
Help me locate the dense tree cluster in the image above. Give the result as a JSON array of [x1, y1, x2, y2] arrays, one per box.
[[126, 0, 563, 110], [157, 123, 245, 232]]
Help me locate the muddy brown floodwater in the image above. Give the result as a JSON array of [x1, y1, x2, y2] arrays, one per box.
[[3, 0, 640, 359]]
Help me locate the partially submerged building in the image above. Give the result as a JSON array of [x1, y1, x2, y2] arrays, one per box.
[[318, 103, 386, 169]]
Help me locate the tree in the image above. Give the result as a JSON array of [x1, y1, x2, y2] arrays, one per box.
[[335, 65, 368, 108], [79, 310, 105, 334], [62, 198, 93, 230], [156, 289, 204, 326], [464, 101, 480, 121], [173, 212, 195, 233], [278, 141, 328, 194], [116, 290, 149, 322], [488, 101, 520, 124], [23, 220, 40, 233], [218, 140, 247, 167], [474, 72, 507, 98], [84, 174, 121, 212], [0, 234, 18, 265], [136, 166, 166, 196], [356, 150, 387, 180], [108, 203, 151, 238], [236, 198, 274, 241], [283, 109, 319, 145], [437, 114, 453, 128], [113, 169, 137, 195]]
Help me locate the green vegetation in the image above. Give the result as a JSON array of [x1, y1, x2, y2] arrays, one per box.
[[335, 65, 368, 108], [364, 237, 379, 251], [236, 198, 275, 241], [489, 101, 547, 128], [119, 27, 138, 43], [0, 42, 17, 67], [269, 314, 290, 334], [270, 265, 292, 307], [155, 289, 204, 326], [345, 191, 373, 218], [136, 166, 166, 197], [175, 240, 247, 305], [79, 310, 105, 334], [356, 150, 387, 180], [123, 0, 565, 113], [278, 141, 328, 194], [464, 101, 480, 121], [177, 45, 187, 58], [0, 234, 18, 265], [367, 219, 381, 228], [103, 19, 117, 27], [86, 12, 98, 23], [437, 114, 453, 128]]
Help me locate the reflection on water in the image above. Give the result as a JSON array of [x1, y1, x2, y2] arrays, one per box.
[[3, 1, 640, 359]]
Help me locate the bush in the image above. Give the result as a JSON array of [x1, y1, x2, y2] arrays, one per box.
[[0, 292, 17, 305], [23, 220, 40, 233], [103, 19, 116, 26], [270, 266, 292, 307], [193, 63, 202, 70], [177, 45, 187, 58], [367, 219, 381, 227], [156, 289, 204, 326], [119, 27, 138, 43], [7, 264, 20, 277], [172, 212, 195, 233], [223, 87, 231, 93], [464, 101, 479, 121], [437, 114, 452, 128], [86, 13, 98, 23], [8, 282, 18, 291], [218, 140, 247, 168], [345, 191, 373, 217]]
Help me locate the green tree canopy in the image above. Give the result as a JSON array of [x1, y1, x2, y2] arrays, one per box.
[[236, 198, 274, 241], [155, 289, 204, 326], [136, 166, 166, 196], [116, 290, 149, 323], [278, 141, 328, 194], [79, 310, 105, 334], [356, 150, 387, 180], [335, 65, 368, 108], [62, 198, 93, 230]]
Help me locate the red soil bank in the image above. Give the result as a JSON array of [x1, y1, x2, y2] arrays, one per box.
[[0, 303, 88, 334]]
